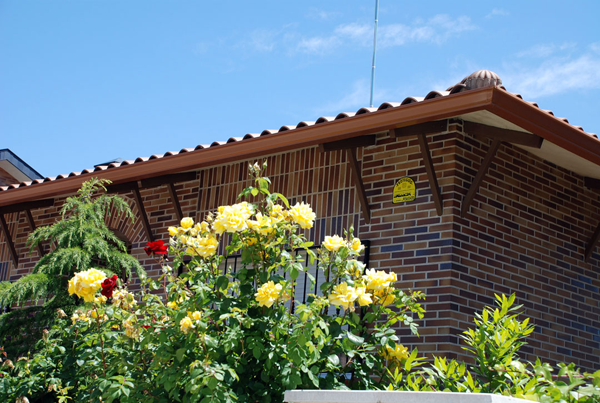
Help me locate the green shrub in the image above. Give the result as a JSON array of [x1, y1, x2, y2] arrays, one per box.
[[0, 164, 425, 402], [386, 294, 600, 402]]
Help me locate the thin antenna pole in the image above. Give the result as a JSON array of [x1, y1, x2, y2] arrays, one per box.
[[369, 0, 380, 108]]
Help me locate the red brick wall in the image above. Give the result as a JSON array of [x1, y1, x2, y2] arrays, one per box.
[[358, 120, 600, 370], [2, 121, 600, 369]]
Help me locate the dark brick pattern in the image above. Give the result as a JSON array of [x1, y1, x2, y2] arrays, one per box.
[[2, 120, 600, 369]]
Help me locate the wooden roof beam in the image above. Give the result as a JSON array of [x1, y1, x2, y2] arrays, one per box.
[[393, 120, 448, 138], [464, 121, 543, 149], [0, 213, 18, 267], [140, 172, 197, 189], [0, 198, 54, 215]]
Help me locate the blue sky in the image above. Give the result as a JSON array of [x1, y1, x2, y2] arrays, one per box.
[[2, 1, 599, 178]]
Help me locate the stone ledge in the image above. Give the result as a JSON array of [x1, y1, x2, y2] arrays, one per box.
[[284, 390, 526, 403]]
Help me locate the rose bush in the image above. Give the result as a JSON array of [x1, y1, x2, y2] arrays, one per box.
[[0, 162, 425, 402]]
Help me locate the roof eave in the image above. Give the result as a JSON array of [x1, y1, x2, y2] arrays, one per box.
[[6, 85, 599, 207], [489, 89, 600, 167]]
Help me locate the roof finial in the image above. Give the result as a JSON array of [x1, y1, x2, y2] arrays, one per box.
[[459, 70, 502, 90]]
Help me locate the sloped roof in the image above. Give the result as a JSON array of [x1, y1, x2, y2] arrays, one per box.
[[0, 70, 598, 207]]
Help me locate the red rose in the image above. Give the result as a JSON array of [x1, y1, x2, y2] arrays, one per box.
[[101, 275, 118, 298], [144, 240, 169, 256], [141, 324, 150, 329]]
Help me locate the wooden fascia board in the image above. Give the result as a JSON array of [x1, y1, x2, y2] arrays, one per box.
[[0, 88, 495, 207], [489, 89, 600, 166]]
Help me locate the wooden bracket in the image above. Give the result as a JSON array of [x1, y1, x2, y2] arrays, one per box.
[[319, 134, 377, 152], [393, 120, 448, 138], [167, 183, 184, 222], [461, 138, 502, 217], [417, 134, 443, 216], [24, 209, 45, 257], [131, 185, 154, 242], [0, 213, 18, 267], [107, 172, 199, 240], [464, 121, 543, 149], [346, 148, 371, 224], [585, 224, 600, 262]]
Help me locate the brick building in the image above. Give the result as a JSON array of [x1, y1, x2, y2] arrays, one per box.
[[1, 70, 600, 369]]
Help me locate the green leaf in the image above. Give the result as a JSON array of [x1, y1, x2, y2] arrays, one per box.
[[327, 354, 340, 366], [347, 331, 364, 345], [250, 187, 259, 197], [273, 193, 290, 208], [176, 348, 186, 363], [216, 275, 229, 290], [290, 266, 299, 281]]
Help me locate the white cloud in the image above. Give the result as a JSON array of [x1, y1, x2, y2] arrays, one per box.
[[296, 36, 341, 54], [307, 7, 340, 21], [501, 52, 600, 98], [516, 42, 576, 59], [246, 29, 277, 53], [486, 8, 509, 18], [296, 14, 476, 54]]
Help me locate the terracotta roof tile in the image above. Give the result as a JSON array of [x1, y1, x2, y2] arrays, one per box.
[[1, 69, 597, 193]]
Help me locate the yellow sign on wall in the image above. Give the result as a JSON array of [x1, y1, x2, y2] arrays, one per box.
[[393, 177, 416, 203]]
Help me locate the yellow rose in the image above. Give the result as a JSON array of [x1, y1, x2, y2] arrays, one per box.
[[112, 289, 137, 310], [328, 282, 358, 310], [167, 301, 179, 309], [180, 217, 194, 229], [68, 268, 107, 302], [188, 311, 202, 321], [71, 310, 90, 324], [180, 316, 194, 333], [187, 235, 218, 258], [200, 221, 210, 232], [383, 343, 409, 361], [124, 318, 139, 339], [373, 287, 395, 306], [289, 202, 316, 229], [248, 213, 275, 236], [350, 238, 364, 253], [255, 281, 288, 308], [363, 269, 397, 291], [323, 235, 345, 252], [355, 287, 372, 307], [168, 226, 178, 236], [213, 202, 252, 234]]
